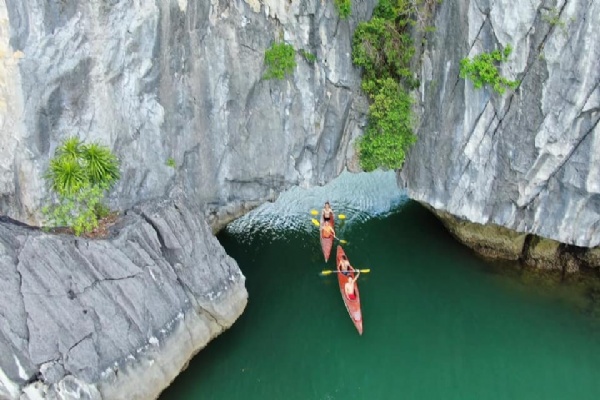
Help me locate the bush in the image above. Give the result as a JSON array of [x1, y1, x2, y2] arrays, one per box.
[[351, 0, 428, 171], [459, 45, 519, 94], [43, 137, 120, 236], [334, 0, 351, 19], [300, 49, 317, 63], [357, 78, 416, 171], [264, 43, 297, 80]]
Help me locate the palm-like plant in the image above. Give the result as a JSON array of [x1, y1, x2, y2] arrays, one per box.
[[82, 143, 120, 187], [43, 137, 121, 236], [56, 137, 84, 162], [46, 157, 87, 196]]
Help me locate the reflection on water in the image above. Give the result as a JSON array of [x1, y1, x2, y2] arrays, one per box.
[[160, 171, 600, 400], [227, 170, 408, 242]]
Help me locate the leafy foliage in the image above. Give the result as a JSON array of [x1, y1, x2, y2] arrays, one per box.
[[357, 78, 417, 171], [334, 0, 351, 19], [43, 137, 120, 236], [300, 49, 317, 63], [351, 0, 430, 171], [166, 157, 177, 168], [459, 45, 519, 94], [264, 43, 297, 80]]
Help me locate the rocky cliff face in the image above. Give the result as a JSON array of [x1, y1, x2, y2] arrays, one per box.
[[0, 0, 373, 224], [402, 0, 600, 252], [0, 197, 247, 400], [0, 1, 377, 398]]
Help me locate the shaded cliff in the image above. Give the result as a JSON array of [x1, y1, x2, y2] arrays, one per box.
[[401, 0, 600, 259]]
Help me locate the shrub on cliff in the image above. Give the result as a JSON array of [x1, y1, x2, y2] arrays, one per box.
[[264, 43, 297, 80], [334, 0, 352, 19], [43, 137, 120, 236], [460, 45, 519, 94], [352, 0, 429, 171]]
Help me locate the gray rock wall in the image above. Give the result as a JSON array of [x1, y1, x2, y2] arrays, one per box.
[[0, 0, 374, 224], [0, 197, 247, 400], [401, 0, 600, 248]]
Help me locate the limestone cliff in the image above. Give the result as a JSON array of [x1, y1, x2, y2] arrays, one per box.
[[0, 0, 372, 224], [401, 0, 600, 260], [0, 1, 376, 398], [0, 197, 247, 400]]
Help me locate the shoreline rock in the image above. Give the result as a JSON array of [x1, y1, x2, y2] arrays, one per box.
[[0, 197, 247, 400]]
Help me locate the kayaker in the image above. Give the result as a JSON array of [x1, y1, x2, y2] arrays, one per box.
[[344, 270, 360, 300], [321, 201, 334, 224], [338, 254, 353, 276], [322, 222, 335, 239]]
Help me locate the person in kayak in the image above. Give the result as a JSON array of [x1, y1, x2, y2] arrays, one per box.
[[321, 201, 334, 224], [322, 222, 335, 239], [338, 254, 353, 276], [344, 270, 360, 300]]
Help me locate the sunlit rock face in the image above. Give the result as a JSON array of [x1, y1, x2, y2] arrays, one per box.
[[401, 0, 600, 248], [0, 198, 248, 400], [0, 1, 378, 399], [0, 0, 374, 224]]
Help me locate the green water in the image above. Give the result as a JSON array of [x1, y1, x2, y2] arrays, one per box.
[[160, 199, 600, 399]]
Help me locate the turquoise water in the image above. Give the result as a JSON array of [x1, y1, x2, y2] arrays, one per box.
[[160, 172, 600, 400]]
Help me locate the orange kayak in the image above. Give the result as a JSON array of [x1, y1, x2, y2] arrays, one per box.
[[336, 245, 363, 335], [320, 215, 335, 262]]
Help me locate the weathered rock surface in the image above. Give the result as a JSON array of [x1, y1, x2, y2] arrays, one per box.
[[0, 198, 247, 400], [0, 0, 373, 224], [430, 206, 597, 275], [401, 0, 600, 249]]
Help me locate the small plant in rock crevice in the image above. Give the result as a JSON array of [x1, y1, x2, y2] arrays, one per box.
[[334, 0, 352, 19], [263, 42, 297, 80], [300, 49, 317, 63], [459, 45, 519, 94]]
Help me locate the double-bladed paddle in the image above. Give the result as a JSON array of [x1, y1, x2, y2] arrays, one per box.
[[320, 269, 370, 276], [310, 209, 346, 219]]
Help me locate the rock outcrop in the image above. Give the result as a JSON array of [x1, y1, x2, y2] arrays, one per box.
[[401, 0, 600, 261], [0, 197, 247, 400]]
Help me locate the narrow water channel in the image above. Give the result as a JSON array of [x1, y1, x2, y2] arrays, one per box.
[[160, 171, 600, 400]]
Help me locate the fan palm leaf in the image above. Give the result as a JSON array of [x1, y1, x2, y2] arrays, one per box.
[[47, 157, 86, 196], [82, 143, 120, 186]]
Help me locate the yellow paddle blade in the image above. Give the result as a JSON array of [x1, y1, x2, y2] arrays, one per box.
[[339, 239, 348, 244], [320, 270, 335, 276], [311, 218, 320, 227], [359, 269, 371, 273], [338, 214, 346, 219], [310, 209, 319, 215]]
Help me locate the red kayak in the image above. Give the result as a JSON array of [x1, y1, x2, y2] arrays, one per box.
[[320, 214, 335, 262], [336, 246, 363, 335]]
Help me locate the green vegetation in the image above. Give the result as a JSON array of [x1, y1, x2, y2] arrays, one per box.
[[42, 137, 120, 236], [300, 49, 317, 63], [352, 0, 433, 171], [541, 7, 572, 35], [542, 7, 565, 28], [166, 157, 176, 168], [264, 43, 297, 80], [334, 0, 351, 19], [459, 45, 519, 94]]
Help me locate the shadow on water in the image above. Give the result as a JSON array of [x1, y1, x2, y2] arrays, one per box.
[[160, 174, 600, 400]]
